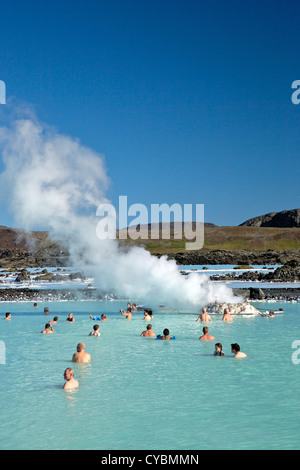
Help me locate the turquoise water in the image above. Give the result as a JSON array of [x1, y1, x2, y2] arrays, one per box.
[[0, 299, 300, 450]]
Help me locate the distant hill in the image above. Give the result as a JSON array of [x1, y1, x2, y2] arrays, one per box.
[[118, 221, 217, 240], [119, 224, 300, 255], [240, 209, 300, 228], [0, 220, 300, 268], [0, 226, 69, 267]]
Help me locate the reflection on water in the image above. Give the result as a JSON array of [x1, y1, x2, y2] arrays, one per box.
[[64, 387, 78, 405], [74, 363, 92, 381]]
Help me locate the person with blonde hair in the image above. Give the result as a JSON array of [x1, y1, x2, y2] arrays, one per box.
[[196, 307, 212, 322], [222, 308, 233, 323]]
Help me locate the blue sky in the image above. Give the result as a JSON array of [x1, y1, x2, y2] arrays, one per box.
[[0, 0, 299, 227]]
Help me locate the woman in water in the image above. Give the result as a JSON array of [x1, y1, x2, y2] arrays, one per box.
[[214, 343, 225, 356], [143, 309, 153, 321]]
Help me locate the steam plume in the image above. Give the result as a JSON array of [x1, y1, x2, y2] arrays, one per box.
[[0, 117, 240, 308]]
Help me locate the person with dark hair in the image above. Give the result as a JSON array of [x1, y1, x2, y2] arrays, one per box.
[[231, 343, 247, 358], [4, 312, 11, 321], [259, 310, 275, 318], [157, 328, 176, 340], [89, 324, 101, 337], [143, 309, 152, 321], [214, 343, 225, 356], [41, 323, 54, 334], [89, 313, 109, 321], [121, 307, 132, 320], [199, 326, 215, 340]]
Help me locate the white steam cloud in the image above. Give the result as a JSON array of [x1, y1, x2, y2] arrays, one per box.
[[0, 117, 240, 308]]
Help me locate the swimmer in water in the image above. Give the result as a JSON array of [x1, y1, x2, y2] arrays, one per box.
[[214, 343, 225, 356], [49, 316, 58, 325], [121, 307, 132, 320], [89, 324, 101, 337], [196, 307, 212, 322], [143, 309, 152, 321], [72, 343, 91, 363], [199, 326, 215, 340], [63, 368, 79, 390], [41, 323, 54, 334], [259, 310, 275, 318], [140, 324, 156, 337], [90, 314, 109, 321], [222, 308, 233, 323], [231, 343, 247, 358], [4, 312, 11, 320], [157, 328, 175, 340], [44, 307, 50, 315], [66, 313, 75, 322]]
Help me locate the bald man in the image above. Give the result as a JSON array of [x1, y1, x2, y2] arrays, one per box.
[[72, 343, 91, 363]]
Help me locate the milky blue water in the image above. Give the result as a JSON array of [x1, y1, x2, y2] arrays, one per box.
[[0, 299, 300, 450]]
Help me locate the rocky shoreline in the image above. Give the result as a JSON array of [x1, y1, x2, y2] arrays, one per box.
[[0, 288, 116, 302], [0, 286, 298, 303], [165, 249, 300, 265], [210, 260, 300, 283], [233, 287, 300, 301]]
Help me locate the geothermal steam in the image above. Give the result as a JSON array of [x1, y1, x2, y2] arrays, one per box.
[[0, 118, 239, 308]]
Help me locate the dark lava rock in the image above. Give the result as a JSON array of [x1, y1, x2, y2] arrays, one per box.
[[163, 249, 300, 266], [249, 288, 266, 300], [240, 208, 300, 228], [15, 268, 31, 283]]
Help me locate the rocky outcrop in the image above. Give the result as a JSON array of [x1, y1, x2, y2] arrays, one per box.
[[240, 208, 300, 228], [210, 260, 300, 282], [15, 268, 31, 283], [164, 249, 300, 266], [0, 248, 70, 268]]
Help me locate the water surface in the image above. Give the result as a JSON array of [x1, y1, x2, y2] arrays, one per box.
[[0, 300, 299, 450]]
